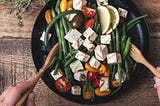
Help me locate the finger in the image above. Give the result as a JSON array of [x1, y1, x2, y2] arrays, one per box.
[[157, 67, 160, 72], [26, 92, 35, 106], [16, 80, 34, 95]]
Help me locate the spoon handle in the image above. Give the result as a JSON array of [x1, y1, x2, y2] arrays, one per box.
[[15, 43, 59, 106]]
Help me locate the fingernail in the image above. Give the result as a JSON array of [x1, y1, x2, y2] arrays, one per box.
[[29, 93, 35, 101]]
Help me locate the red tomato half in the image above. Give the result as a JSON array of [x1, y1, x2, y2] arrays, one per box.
[[85, 18, 96, 29], [81, 6, 96, 17], [55, 77, 71, 92]]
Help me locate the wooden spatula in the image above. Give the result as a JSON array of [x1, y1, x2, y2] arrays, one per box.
[[130, 43, 160, 78], [15, 43, 59, 106]]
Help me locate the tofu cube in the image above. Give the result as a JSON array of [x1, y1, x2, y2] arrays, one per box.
[[83, 39, 95, 51], [71, 86, 81, 95], [118, 8, 128, 18], [71, 38, 84, 49], [115, 70, 126, 83], [75, 51, 90, 62], [100, 34, 111, 44], [73, 0, 87, 10], [70, 60, 84, 73], [40, 31, 52, 42], [74, 71, 88, 81], [89, 56, 101, 69], [94, 45, 108, 61], [100, 77, 109, 91], [107, 53, 122, 64], [83, 27, 98, 42], [64, 29, 82, 43], [50, 69, 63, 80]]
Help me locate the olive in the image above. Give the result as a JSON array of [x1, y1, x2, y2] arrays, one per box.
[[70, 13, 84, 29]]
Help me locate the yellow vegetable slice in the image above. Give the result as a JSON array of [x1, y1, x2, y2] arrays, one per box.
[[106, 5, 120, 34], [97, 6, 111, 34]]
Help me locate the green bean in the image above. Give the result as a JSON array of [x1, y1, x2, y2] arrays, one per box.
[[115, 27, 120, 52], [48, 56, 57, 68], [59, 19, 67, 56], [110, 85, 122, 96], [64, 67, 72, 80], [126, 15, 147, 32], [125, 60, 130, 80], [111, 29, 116, 52], [111, 64, 117, 80], [117, 64, 122, 84], [54, 60, 60, 75], [64, 56, 75, 67], [122, 37, 131, 59], [121, 36, 127, 53], [127, 14, 147, 27], [127, 20, 141, 32], [44, 10, 81, 47], [51, 8, 62, 60]]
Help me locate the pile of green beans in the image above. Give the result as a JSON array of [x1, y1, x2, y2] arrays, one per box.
[[109, 14, 147, 95], [44, 0, 81, 80]]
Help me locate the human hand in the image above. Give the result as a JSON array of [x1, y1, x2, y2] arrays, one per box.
[[0, 80, 35, 106], [154, 67, 160, 102]]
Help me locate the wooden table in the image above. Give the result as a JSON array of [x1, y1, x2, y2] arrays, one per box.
[[0, 0, 160, 105]]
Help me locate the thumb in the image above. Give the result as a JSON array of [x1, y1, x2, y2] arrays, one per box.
[[26, 92, 35, 106]]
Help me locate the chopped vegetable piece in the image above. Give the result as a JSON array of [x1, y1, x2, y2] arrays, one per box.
[[45, 9, 52, 24], [95, 88, 111, 96], [83, 85, 93, 100], [85, 18, 96, 29], [85, 63, 99, 72], [81, 6, 96, 17], [55, 77, 71, 92]]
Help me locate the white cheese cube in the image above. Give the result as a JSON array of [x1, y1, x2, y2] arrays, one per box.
[[115, 70, 126, 83], [50, 69, 63, 80], [100, 77, 109, 92], [89, 56, 101, 69], [83, 39, 95, 51], [94, 44, 108, 61], [83, 27, 98, 42], [73, 0, 87, 10], [70, 60, 84, 73], [40, 31, 52, 42], [71, 86, 81, 95], [118, 8, 128, 18], [107, 53, 122, 64], [64, 29, 82, 43], [101, 34, 111, 44], [72, 38, 84, 49], [75, 51, 90, 62], [74, 71, 88, 81]]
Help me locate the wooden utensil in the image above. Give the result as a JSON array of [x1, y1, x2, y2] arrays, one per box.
[[16, 43, 59, 106], [130, 43, 160, 78]]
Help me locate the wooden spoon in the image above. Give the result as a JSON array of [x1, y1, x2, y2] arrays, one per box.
[[16, 43, 59, 106], [130, 43, 160, 78]]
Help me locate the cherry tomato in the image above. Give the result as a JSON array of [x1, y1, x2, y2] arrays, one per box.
[[81, 6, 96, 17], [88, 72, 99, 81], [55, 76, 71, 92], [85, 18, 96, 29], [92, 79, 100, 87]]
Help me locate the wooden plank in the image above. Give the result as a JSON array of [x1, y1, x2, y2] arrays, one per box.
[[0, 38, 160, 106], [0, 0, 160, 38], [132, 0, 160, 37]]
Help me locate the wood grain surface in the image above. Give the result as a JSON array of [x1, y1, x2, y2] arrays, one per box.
[[0, 0, 160, 106]]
